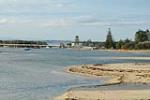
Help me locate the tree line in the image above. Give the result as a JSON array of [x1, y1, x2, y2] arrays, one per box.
[[105, 29, 150, 50]]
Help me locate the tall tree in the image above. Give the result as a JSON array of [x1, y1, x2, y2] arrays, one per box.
[[135, 29, 148, 43], [105, 28, 114, 49]]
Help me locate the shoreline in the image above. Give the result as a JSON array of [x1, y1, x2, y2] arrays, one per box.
[[55, 63, 150, 100], [67, 48, 150, 53], [66, 63, 150, 84], [96, 49, 150, 54], [97, 49, 150, 53]]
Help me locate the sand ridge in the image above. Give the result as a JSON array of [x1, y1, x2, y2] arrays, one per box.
[[55, 63, 150, 100]]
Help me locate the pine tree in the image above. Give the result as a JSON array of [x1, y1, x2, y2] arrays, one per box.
[[105, 28, 114, 49]]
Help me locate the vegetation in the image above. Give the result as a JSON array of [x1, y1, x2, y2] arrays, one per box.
[[115, 39, 135, 50], [70, 28, 149, 50], [106, 29, 150, 50], [135, 29, 149, 43], [105, 28, 114, 49], [135, 41, 150, 50], [82, 40, 105, 49], [116, 40, 124, 49], [1, 29, 149, 50]]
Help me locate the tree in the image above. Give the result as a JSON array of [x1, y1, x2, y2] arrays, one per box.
[[124, 38, 131, 43], [116, 40, 124, 49], [122, 42, 135, 50], [135, 29, 148, 43], [135, 41, 150, 49], [105, 28, 114, 49]]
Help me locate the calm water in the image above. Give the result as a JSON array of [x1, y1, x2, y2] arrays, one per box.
[[0, 48, 150, 100]]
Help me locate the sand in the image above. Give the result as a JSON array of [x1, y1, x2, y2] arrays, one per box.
[[56, 90, 150, 100], [55, 63, 150, 100], [98, 49, 150, 53], [67, 63, 150, 84]]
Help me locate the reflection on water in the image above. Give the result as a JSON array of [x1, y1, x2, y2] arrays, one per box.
[[0, 48, 150, 100]]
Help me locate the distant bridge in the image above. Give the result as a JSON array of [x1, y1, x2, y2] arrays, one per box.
[[0, 44, 60, 48]]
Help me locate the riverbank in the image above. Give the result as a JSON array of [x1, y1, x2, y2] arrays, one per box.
[[55, 63, 150, 100], [99, 49, 150, 53]]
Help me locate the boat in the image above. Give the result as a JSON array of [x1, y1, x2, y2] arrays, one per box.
[[24, 48, 31, 51], [46, 46, 50, 48]]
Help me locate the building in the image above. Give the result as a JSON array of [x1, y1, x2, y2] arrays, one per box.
[[75, 35, 80, 45], [70, 35, 83, 48], [66, 35, 83, 48]]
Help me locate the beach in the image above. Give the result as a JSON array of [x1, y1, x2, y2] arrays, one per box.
[[56, 63, 150, 100], [97, 49, 150, 53], [56, 89, 150, 100]]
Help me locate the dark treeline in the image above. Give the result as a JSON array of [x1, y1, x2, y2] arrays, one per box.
[[82, 40, 105, 49], [0, 40, 47, 45], [105, 29, 150, 50], [80, 29, 150, 50]]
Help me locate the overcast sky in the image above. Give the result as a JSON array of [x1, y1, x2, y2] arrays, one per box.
[[0, 0, 150, 41]]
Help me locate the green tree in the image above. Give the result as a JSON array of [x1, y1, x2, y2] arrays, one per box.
[[122, 42, 135, 50], [135, 30, 148, 43], [105, 28, 114, 49], [135, 41, 150, 49], [116, 40, 124, 49], [124, 38, 131, 43]]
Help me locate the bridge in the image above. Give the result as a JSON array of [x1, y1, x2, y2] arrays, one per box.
[[0, 44, 60, 48]]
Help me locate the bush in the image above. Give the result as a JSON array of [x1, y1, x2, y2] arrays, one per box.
[[135, 41, 150, 49], [122, 42, 135, 50]]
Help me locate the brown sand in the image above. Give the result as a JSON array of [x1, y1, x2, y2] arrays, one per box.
[[56, 90, 150, 100], [55, 63, 150, 100]]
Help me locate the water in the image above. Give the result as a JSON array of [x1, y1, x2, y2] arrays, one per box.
[[72, 83, 150, 91], [0, 48, 150, 100]]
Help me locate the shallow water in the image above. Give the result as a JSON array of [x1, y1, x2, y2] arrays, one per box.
[[0, 48, 150, 100], [72, 83, 150, 91]]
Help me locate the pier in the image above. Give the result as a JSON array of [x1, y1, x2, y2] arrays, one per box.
[[0, 44, 60, 48]]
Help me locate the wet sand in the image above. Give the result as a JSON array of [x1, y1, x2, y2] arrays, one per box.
[[98, 49, 150, 53], [55, 63, 150, 100]]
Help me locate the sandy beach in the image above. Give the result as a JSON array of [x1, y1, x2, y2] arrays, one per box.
[[98, 49, 150, 53], [56, 63, 150, 100], [56, 89, 150, 100]]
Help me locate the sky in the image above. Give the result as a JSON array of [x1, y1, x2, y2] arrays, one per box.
[[0, 0, 150, 41]]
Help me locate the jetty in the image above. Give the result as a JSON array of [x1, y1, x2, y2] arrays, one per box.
[[0, 44, 60, 48]]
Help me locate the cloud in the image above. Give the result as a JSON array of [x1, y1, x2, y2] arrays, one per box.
[[77, 16, 150, 26], [41, 18, 75, 27], [109, 20, 150, 26], [0, 18, 35, 26], [0, 15, 150, 28], [0, 0, 74, 15], [55, 3, 65, 8], [0, 18, 16, 25], [42, 16, 102, 27]]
